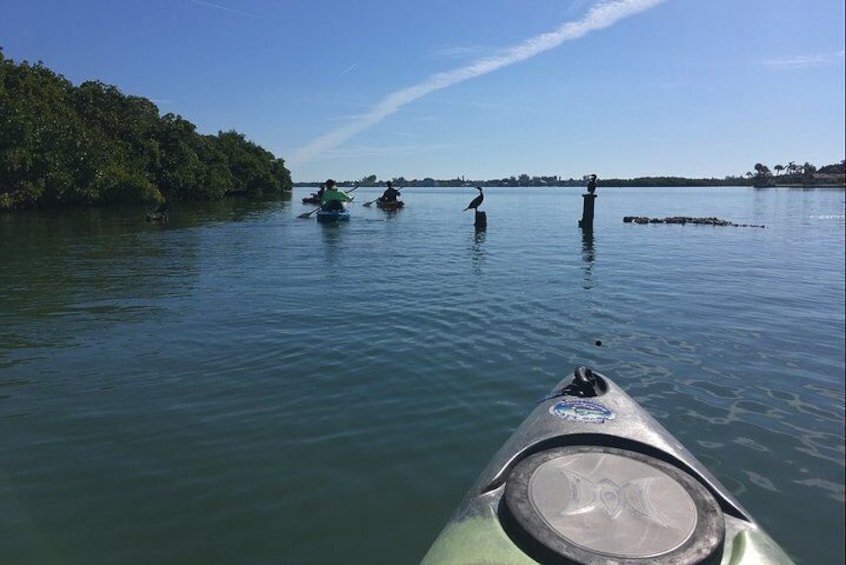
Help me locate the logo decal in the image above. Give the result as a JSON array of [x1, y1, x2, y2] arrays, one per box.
[[556, 473, 672, 527], [549, 400, 614, 423]]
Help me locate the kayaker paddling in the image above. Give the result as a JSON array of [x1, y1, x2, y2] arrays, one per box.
[[378, 181, 401, 203], [320, 179, 352, 211]]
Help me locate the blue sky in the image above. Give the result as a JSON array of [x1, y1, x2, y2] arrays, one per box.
[[2, 0, 844, 183]]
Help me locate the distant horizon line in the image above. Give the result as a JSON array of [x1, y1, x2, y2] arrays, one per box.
[[291, 170, 846, 186], [293, 174, 744, 183]]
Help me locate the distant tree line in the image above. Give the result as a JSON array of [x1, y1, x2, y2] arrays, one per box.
[[295, 175, 749, 189], [747, 161, 845, 187], [0, 48, 292, 211], [299, 163, 845, 189]]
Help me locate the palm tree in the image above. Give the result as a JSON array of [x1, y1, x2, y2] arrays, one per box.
[[787, 161, 797, 176]]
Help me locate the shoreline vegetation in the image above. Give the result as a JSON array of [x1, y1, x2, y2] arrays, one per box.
[[2, 50, 843, 213], [295, 163, 845, 189], [1, 49, 292, 212]]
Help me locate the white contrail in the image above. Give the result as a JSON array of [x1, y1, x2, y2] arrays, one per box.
[[763, 49, 845, 70], [289, 0, 668, 166], [188, 0, 260, 17], [339, 64, 359, 77]]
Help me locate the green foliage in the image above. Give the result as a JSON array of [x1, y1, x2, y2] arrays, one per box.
[[818, 161, 845, 175], [0, 48, 292, 211], [748, 160, 844, 186]]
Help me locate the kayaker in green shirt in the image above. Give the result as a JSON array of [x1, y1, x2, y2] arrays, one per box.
[[320, 179, 353, 211]]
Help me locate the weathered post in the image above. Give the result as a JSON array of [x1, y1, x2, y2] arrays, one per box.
[[474, 210, 487, 230], [578, 174, 597, 229]]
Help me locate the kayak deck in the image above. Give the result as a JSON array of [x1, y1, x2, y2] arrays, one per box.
[[316, 208, 350, 222], [376, 199, 404, 210], [421, 366, 794, 564]]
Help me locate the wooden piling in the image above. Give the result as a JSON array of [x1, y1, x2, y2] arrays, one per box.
[[474, 210, 487, 230], [579, 193, 596, 229]]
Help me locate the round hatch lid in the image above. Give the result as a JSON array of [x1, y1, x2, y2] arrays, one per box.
[[503, 445, 725, 564]]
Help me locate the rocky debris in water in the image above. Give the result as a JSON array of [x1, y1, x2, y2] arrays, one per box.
[[622, 216, 766, 228]]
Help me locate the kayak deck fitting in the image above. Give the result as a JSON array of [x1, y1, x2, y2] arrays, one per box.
[[316, 208, 350, 222], [421, 366, 794, 565]]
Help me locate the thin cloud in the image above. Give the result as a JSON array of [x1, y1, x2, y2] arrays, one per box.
[[289, 0, 668, 167], [763, 50, 845, 70], [188, 0, 260, 17], [431, 44, 492, 59], [334, 141, 463, 159], [339, 64, 359, 77]]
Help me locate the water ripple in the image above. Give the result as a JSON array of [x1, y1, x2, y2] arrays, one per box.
[[0, 188, 843, 564]]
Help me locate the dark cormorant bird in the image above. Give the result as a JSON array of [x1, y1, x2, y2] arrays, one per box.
[[587, 174, 597, 194], [464, 187, 484, 211]]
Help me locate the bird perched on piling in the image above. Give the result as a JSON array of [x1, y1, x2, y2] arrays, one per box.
[[587, 174, 597, 194], [464, 187, 484, 211]]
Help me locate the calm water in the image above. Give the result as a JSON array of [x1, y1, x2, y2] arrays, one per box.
[[1, 186, 844, 564]]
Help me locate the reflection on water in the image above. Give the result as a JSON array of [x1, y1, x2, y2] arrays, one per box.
[[469, 229, 486, 272], [581, 227, 595, 289], [318, 220, 348, 278], [319, 221, 346, 244]]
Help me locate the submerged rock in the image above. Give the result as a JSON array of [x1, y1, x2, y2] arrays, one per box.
[[623, 216, 765, 228]]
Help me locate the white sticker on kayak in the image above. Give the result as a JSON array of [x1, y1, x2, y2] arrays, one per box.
[[550, 400, 615, 423]]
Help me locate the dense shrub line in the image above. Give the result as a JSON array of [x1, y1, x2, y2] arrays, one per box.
[[0, 48, 292, 211]]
